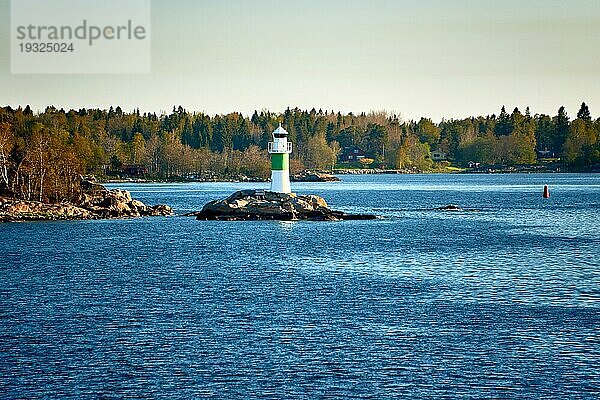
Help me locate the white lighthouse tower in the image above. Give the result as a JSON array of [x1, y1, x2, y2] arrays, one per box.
[[268, 124, 292, 193]]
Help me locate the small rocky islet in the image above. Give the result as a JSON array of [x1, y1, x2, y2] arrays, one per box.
[[190, 189, 377, 221]]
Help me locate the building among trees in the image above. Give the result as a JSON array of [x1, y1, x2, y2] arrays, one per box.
[[339, 146, 369, 163], [431, 151, 447, 162]]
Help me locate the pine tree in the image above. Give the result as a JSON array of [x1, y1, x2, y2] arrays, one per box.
[[181, 118, 197, 148], [494, 106, 513, 136], [194, 115, 212, 148], [553, 106, 570, 153], [577, 102, 591, 121]]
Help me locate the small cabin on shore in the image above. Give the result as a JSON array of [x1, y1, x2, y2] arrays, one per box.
[[121, 164, 148, 176], [537, 149, 557, 159], [431, 151, 447, 162], [339, 146, 369, 163]]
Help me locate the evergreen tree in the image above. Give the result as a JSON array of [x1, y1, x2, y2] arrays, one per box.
[[325, 122, 337, 142], [417, 118, 441, 144], [365, 123, 388, 159], [194, 115, 212, 148], [553, 106, 570, 153], [494, 106, 513, 136], [233, 116, 251, 150], [577, 102, 591, 121], [181, 117, 197, 148], [510, 108, 525, 136], [535, 114, 555, 153]]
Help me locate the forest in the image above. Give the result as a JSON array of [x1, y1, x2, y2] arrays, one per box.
[[0, 103, 598, 203]]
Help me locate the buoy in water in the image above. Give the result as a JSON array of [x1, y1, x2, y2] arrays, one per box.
[[543, 185, 550, 199]]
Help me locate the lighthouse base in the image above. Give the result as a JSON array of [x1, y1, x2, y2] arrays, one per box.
[[270, 170, 291, 193]]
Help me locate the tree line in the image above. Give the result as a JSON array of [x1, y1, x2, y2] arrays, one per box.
[[0, 103, 598, 202]]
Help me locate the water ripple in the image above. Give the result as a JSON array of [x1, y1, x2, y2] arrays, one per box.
[[1, 174, 599, 399]]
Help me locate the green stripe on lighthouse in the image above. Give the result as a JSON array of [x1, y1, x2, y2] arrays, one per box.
[[271, 153, 289, 170]]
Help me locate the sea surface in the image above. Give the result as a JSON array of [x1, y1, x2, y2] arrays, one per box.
[[1, 173, 599, 399]]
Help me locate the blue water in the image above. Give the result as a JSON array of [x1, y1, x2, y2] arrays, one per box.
[[1, 173, 599, 399]]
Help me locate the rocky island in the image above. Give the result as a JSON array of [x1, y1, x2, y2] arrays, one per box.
[[0, 181, 173, 222], [191, 189, 377, 221]]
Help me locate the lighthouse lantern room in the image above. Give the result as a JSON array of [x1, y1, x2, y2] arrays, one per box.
[[268, 124, 292, 193]]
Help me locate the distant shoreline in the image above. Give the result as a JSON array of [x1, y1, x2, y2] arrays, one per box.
[[98, 167, 598, 185]]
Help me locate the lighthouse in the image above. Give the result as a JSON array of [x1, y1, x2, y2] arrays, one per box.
[[268, 124, 292, 193]]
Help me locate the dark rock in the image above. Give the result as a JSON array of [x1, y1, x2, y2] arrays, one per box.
[[291, 171, 341, 182], [434, 204, 463, 211], [193, 190, 377, 221], [435, 204, 485, 213]]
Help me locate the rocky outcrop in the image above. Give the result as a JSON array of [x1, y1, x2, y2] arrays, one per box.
[[0, 181, 173, 222], [77, 186, 172, 218], [0, 198, 94, 222], [191, 189, 377, 221], [291, 171, 341, 182]]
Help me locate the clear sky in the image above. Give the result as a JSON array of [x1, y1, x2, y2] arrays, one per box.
[[1, 0, 599, 121]]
